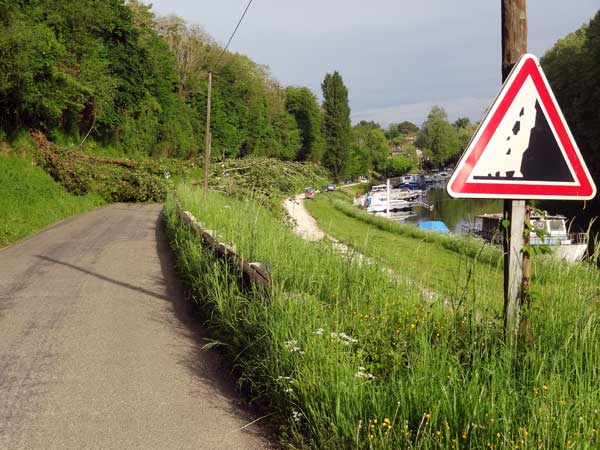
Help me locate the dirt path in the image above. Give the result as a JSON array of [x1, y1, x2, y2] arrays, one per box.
[[0, 204, 269, 450], [283, 194, 325, 241]]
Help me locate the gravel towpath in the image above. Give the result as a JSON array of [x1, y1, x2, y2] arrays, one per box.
[[283, 194, 325, 241]]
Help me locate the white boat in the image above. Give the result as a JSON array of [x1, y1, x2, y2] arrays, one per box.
[[467, 212, 588, 263], [366, 196, 414, 214], [360, 183, 421, 213], [399, 173, 425, 188]]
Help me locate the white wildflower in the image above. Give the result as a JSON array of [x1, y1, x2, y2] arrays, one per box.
[[330, 331, 358, 345], [284, 340, 303, 353], [292, 410, 303, 423], [313, 328, 325, 335], [355, 367, 375, 380]]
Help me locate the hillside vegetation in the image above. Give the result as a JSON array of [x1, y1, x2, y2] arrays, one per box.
[[0, 0, 304, 160], [541, 9, 600, 225], [0, 143, 104, 246], [0, 130, 328, 246]]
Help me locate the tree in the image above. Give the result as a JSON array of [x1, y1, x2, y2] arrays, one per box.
[[381, 156, 413, 177], [346, 122, 389, 178], [0, 1, 310, 161], [356, 120, 381, 130], [542, 11, 600, 178], [453, 117, 471, 129], [321, 71, 351, 181], [386, 121, 419, 140], [416, 106, 459, 167], [454, 121, 478, 164], [284, 86, 324, 162], [540, 10, 600, 225]]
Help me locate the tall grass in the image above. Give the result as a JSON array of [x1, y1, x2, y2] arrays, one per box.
[[167, 183, 600, 450], [0, 154, 104, 246]]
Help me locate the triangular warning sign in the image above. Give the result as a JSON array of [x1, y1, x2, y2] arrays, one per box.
[[447, 54, 596, 200]]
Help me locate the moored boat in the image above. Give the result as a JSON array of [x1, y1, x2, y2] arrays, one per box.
[[465, 212, 588, 263]]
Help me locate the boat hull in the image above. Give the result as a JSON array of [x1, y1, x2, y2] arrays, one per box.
[[551, 244, 587, 263]]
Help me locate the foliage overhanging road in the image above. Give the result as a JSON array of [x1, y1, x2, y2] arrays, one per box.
[[0, 204, 269, 450]]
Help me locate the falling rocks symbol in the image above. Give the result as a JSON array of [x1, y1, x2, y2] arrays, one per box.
[[519, 101, 573, 182], [473, 101, 573, 182]]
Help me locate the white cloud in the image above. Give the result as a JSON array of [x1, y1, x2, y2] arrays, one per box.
[[150, 0, 599, 123]]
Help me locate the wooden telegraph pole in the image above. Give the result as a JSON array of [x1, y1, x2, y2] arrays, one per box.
[[203, 71, 212, 194], [501, 0, 528, 345]]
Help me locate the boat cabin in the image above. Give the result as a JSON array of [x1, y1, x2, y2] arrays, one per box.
[[473, 212, 586, 246]]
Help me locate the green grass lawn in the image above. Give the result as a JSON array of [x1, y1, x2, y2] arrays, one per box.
[[0, 154, 104, 246]]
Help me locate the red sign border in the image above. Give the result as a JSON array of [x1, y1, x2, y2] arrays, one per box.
[[447, 54, 596, 200]]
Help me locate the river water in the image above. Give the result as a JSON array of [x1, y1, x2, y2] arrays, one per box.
[[403, 183, 503, 234]]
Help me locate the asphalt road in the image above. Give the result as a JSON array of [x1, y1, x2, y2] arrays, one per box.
[[0, 204, 269, 450]]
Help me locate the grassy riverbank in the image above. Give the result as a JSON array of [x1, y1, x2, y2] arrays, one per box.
[[166, 183, 600, 450], [306, 193, 600, 319], [305, 193, 505, 311]]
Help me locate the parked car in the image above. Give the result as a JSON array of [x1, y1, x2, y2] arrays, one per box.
[[304, 187, 315, 199], [358, 176, 368, 183], [320, 185, 329, 193], [326, 184, 336, 192]]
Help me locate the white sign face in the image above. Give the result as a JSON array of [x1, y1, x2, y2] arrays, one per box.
[[447, 54, 596, 200]]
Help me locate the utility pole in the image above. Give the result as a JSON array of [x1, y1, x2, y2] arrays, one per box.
[[203, 70, 212, 194], [501, 0, 527, 345]]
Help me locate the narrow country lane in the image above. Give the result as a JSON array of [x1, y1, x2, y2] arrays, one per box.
[[0, 204, 269, 450]]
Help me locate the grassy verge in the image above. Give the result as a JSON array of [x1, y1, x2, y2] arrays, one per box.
[[306, 193, 600, 326], [166, 183, 600, 450], [0, 153, 104, 246], [306, 193, 505, 310]]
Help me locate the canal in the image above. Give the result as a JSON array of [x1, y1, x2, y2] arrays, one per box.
[[406, 183, 503, 234]]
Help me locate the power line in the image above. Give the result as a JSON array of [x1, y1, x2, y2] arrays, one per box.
[[213, 0, 254, 70]]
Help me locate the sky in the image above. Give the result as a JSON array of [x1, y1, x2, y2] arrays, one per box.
[[149, 1, 599, 127]]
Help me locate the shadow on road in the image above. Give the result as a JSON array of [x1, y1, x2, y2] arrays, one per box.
[[35, 255, 170, 301], [153, 211, 273, 443]]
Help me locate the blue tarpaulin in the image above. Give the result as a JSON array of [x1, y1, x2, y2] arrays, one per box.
[[418, 221, 450, 234]]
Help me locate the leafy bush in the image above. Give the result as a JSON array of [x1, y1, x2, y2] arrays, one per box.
[[208, 157, 330, 208]]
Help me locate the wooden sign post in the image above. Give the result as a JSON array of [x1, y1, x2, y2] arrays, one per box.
[[449, 2, 595, 348], [501, 0, 527, 346]]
